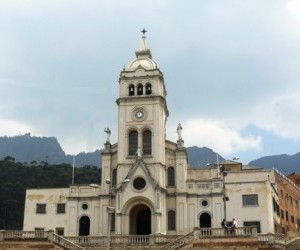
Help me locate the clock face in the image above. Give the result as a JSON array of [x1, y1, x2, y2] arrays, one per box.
[[135, 110, 144, 119]]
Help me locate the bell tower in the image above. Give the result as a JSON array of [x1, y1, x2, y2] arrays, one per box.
[[116, 30, 169, 184]]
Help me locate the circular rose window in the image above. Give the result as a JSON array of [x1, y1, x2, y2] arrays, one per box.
[[133, 177, 146, 190], [82, 203, 88, 210], [201, 200, 209, 207]]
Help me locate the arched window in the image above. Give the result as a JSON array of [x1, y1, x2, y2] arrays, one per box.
[[167, 167, 175, 186], [129, 84, 135, 96], [142, 130, 152, 155], [137, 83, 143, 95], [146, 83, 152, 95], [112, 169, 117, 187], [129, 130, 138, 156], [168, 210, 176, 230]]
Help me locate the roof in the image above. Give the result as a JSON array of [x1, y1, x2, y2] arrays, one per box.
[[126, 34, 158, 71]]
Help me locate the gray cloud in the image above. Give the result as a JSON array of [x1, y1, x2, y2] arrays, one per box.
[[1, 0, 300, 163]]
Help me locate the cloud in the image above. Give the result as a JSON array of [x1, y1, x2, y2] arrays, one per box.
[[0, 117, 31, 136], [172, 119, 262, 155], [252, 89, 300, 140]]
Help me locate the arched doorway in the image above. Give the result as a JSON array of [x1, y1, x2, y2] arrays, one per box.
[[130, 204, 151, 235], [199, 212, 211, 228], [79, 216, 90, 236]]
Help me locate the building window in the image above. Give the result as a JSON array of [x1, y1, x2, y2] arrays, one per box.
[[168, 210, 176, 230], [112, 168, 117, 187], [286, 211, 289, 221], [35, 227, 45, 231], [281, 209, 284, 219], [128, 130, 138, 156], [290, 196, 293, 206], [244, 221, 261, 233], [133, 177, 146, 190], [56, 228, 64, 235], [82, 203, 89, 210], [36, 203, 46, 214], [137, 83, 143, 95], [242, 194, 259, 206], [111, 212, 115, 232], [201, 199, 209, 208], [197, 183, 210, 189], [57, 203, 66, 214], [145, 83, 152, 95], [167, 167, 175, 186], [129, 84, 135, 96], [214, 182, 221, 188], [142, 130, 152, 155], [291, 216, 295, 223]]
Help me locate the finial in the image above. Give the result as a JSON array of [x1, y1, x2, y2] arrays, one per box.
[[104, 127, 111, 144], [141, 28, 147, 37]]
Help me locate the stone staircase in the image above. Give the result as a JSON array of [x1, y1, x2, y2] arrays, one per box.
[[0, 228, 290, 250], [0, 230, 85, 250], [157, 231, 195, 250]]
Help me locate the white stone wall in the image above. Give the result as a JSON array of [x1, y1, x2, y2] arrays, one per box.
[[23, 188, 69, 232]]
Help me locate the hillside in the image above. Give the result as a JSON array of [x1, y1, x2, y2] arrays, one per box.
[[0, 135, 225, 168], [1, 134, 299, 175], [0, 134, 100, 167], [248, 153, 300, 175]]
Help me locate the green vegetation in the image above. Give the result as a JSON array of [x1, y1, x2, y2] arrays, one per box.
[[0, 157, 101, 230]]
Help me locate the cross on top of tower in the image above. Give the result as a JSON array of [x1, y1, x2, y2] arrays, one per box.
[[141, 28, 147, 37]]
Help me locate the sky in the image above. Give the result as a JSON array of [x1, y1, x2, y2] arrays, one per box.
[[1, 0, 300, 165]]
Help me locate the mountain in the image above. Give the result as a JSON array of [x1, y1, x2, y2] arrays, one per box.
[[0, 134, 100, 167], [0, 134, 66, 164], [1, 134, 299, 175], [187, 146, 225, 167], [248, 153, 300, 175], [0, 135, 225, 168]]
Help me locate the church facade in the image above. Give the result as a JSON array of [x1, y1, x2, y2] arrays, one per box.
[[23, 33, 284, 237]]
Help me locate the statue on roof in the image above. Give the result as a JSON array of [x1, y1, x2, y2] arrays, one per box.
[[177, 123, 183, 141], [136, 147, 143, 159], [104, 127, 111, 144]]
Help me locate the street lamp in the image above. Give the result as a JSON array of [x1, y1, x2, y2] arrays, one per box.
[[220, 166, 228, 222], [106, 178, 130, 250]]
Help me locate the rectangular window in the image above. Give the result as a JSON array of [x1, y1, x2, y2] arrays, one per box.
[[56, 228, 64, 236], [286, 211, 289, 221], [242, 194, 259, 206], [34, 227, 45, 231], [197, 183, 210, 189], [111, 213, 115, 232], [291, 216, 295, 223], [214, 182, 221, 188], [244, 221, 261, 233], [36, 203, 46, 214], [168, 210, 176, 231], [281, 209, 284, 219], [57, 203, 66, 214]]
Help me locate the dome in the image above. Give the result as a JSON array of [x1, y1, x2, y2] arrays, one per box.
[[126, 57, 157, 71], [125, 33, 158, 71]]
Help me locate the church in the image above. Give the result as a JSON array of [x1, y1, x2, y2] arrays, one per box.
[[23, 31, 286, 238]]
